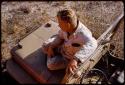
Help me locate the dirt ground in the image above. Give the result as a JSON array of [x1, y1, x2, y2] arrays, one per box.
[[1, 1, 124, 62]]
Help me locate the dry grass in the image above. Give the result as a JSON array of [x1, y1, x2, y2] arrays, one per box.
[[1, 1, 124, 61]]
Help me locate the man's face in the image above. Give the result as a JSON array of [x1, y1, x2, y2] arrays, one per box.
[[57, 16, 72, 32]]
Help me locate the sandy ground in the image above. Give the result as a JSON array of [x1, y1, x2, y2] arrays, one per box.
[[1, 1, 124, 62]]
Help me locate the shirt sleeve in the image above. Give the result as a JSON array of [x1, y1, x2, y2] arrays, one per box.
[[74, 38, 98, 63]]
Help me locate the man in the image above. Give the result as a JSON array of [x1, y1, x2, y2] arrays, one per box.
[[42, 9, 97, 74]]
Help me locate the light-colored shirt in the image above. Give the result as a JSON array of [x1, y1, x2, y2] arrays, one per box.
[[44, 21, 98, 63]]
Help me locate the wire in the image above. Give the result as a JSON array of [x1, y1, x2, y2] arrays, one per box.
[[80, 68, 108, 84]]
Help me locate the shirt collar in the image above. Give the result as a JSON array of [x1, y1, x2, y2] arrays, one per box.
[[72, 20, 81, 35], [61, 20, 81, 37]]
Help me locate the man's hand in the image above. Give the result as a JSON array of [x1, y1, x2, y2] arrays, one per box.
[[42, 43, 54, 57], [47, 46, 54, 57], [66, 59, 78, 74]]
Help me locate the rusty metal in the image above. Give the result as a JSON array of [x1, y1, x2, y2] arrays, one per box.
[[10, 45, 48, 84]]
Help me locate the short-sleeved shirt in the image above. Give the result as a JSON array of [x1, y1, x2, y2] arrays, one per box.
[[44, 20, 98, 63], [58, 20, 98, 63]]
